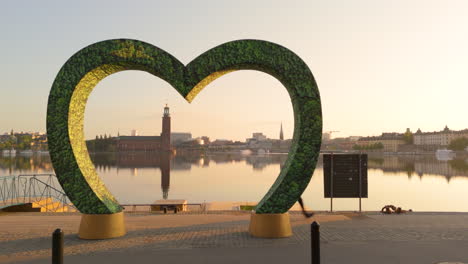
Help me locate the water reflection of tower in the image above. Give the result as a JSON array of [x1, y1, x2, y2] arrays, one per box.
[[160, 153, 171, 199], [280, 122, 284, 140]]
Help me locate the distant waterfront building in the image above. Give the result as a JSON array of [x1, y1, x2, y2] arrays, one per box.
[[171, 132, 192, 146], [0, 131, 48, 151], [117, 136, 162, 152], [357, 133, 405, 152], [252, 133, 267, 141], [322, 132, 331, 141], [201, 136, 210, 145], [131, 129, 138, 136], [246, 133, 272, 150], [414, 126, 468, 147], [211, 139, 234, 146], [117, 105, 171, 152], [347, 136, 362, 142], [31, 134, 48, 151], [321, 136, 361, 151]]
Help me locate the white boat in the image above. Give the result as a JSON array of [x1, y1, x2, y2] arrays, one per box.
[[37, 150, 49, 155], [257, 149, 270, 155], [435, 149, 456, 161], [2, 149, 16, 157], [19, 150, 33, 156]]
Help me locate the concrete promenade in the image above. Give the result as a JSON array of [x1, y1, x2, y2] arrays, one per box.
[[0, 211, 467, 264]]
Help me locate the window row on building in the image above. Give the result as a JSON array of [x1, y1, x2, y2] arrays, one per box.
[[414, 126, 468, 146]]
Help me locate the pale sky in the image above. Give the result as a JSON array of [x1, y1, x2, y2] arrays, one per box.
[[0, 0, 467, 141]]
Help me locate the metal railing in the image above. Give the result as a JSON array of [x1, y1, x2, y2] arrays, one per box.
[[121, 203, 206, 213], [0, 174, 76, 212]]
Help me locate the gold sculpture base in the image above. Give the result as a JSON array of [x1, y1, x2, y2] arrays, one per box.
[[78, 211, 126, 239], [249, 212, 292, 238]]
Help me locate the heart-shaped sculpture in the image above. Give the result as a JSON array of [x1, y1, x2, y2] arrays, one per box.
[[47, 39, 322, 214]]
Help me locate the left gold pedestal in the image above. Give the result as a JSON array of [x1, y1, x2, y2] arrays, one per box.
[[78, 211, 126, 239]]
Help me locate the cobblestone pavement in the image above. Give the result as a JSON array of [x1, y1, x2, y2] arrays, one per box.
[[320, 213, 468, 242], [3, 212, 468, 264]]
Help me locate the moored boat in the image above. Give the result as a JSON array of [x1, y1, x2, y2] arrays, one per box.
[[435, 149, 456, 161]]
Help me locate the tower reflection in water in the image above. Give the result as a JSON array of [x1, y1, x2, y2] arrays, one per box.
[[89, 152, 290, 200], [160, 153, 170, 199], [51, 152, 468, 201], [92, 152, 172, 200]]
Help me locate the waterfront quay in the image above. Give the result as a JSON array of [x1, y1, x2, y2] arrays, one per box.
[[0, 211, 467, 264]]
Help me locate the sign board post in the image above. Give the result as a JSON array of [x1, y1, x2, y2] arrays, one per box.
[[323, 153, 368, 212]]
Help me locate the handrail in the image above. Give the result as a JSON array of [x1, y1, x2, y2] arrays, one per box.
[[17, 174, 56, 177], [29, 177, 66, 195], [0, 176, 17, 179], [121, 203, 203, 206], [28, 177, 76, 212], [0, 174, 76, 212]]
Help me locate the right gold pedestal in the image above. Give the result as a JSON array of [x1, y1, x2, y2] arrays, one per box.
[[249, 212, 292, 238]]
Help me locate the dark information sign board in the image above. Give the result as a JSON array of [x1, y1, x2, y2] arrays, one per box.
[[323, 154, 368, 198]]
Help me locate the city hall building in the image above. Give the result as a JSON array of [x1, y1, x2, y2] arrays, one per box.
[[117, 105, 171, 152]]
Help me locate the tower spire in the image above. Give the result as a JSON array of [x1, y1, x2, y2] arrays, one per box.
[[280, 122, 284, 140], [164, 104, 170, 117]]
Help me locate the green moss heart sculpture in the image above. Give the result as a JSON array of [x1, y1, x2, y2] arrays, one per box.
[[47, 39, 322, 214]]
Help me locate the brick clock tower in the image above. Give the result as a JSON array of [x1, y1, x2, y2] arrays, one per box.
[[161, 104, 171, 152]]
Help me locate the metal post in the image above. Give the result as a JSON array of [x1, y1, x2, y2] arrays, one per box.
[[330, 153, 333, 213], [359, 153, 362, 213], [311, 221, 320, 264], [52, 229, 63, 264]]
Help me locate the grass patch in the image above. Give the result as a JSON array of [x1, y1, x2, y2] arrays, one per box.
[[240, 205, 256, 211]]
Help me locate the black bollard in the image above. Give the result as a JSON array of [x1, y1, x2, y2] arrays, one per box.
[[163, 207, 167, 214], [311, 221, 320, 264], [52, 228, 63, 264]]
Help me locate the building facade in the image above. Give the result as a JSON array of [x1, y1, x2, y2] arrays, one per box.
[[171, 133, 192, 146], [117, 105, 172, 152], [414, 126, 468, 147], [357, 133, 405, 152]]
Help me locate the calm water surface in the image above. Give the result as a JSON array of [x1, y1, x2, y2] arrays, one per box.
[[1, 152, 467, 212]]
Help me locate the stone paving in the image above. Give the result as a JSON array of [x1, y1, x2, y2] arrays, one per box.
[[320, 213, 468, 242], [1, 212, 468, 263]]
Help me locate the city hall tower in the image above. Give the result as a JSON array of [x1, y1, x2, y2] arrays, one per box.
[[161, 104, 171, 151]]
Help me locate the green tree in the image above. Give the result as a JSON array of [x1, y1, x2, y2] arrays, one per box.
[[403, 129, 413, 144], [449, 159, 468, 173], [16, 135, 32, 150], [448, 137, 468, 151], [4, 142, 12, 149], [353, 143, 383, 151], [375, 142, 384, 149]]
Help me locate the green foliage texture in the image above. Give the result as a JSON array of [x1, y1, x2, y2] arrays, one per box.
[[448, 137, 468, 151], [47, 39, 322, 214], [403, 131, 414, 144], [353, 142, 384, 151]]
